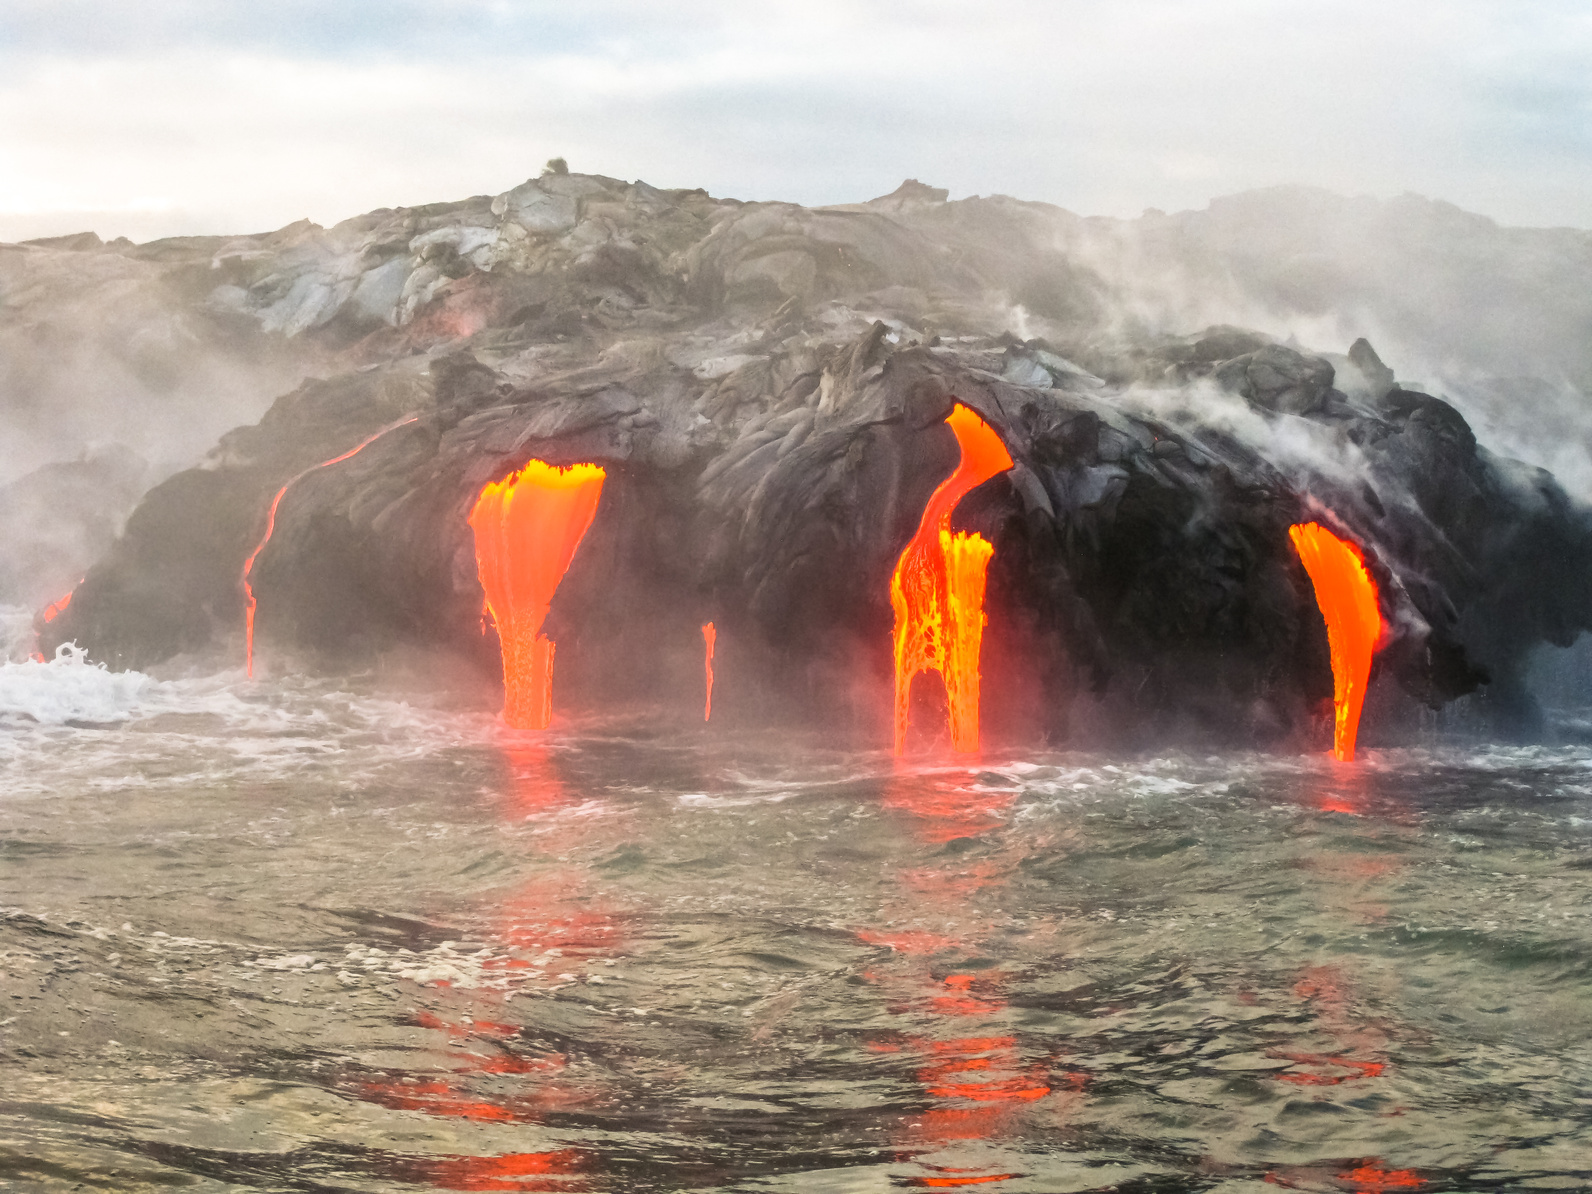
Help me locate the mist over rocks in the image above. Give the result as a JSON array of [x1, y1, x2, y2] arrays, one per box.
[[22, 170, 1592, 745], [0, 444, 147, 609], [0, 232, 319, 484]]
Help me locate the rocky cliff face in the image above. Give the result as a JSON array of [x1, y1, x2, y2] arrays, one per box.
[[25, 172, 1592, 746]]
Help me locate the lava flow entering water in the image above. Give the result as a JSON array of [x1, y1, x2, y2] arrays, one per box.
[[891, 404, 1014, 755], [1289, 522, 1383, 761], [29, 584, 81, 661], [702, 621, 716, 722], [470, 461, 606, 730], [242, 417, 418, 678]]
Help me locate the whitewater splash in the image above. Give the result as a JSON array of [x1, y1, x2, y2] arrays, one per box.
[[0, 641, 154, 725]]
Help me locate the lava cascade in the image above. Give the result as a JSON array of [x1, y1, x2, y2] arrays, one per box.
[[469, 460, 606, 729], [1289, 522, 1383, 761], [702, 622, 716, 722], [40, 588, 74, 624], [29, 586, 79, 662], [891, 404, 1014, 754], [242, 417, 417, 677]]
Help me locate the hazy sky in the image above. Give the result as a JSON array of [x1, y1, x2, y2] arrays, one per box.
[[2, 0, 1589, 242]]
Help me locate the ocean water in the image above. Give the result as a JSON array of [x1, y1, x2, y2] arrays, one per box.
[[3, 633, 1592, 1192]]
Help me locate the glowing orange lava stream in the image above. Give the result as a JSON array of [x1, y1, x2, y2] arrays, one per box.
[[40, 587, 75, 624], [470, 461, 606, 730], [1289, 521, 1383, 762], [891, 404, 1014, 755], [702, 621, 716, 722], [242, 417, 418, 678], [29, 584, 81, 661]]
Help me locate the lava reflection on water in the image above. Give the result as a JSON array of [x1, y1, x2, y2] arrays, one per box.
[[470, 461, 606, 729], [1289, 522, 1383, 761], [340, 740, 622, 1187], [405, 1148, 591, 1192], [861, 770, 1085, 1187], [892, 405, 1014, 756]]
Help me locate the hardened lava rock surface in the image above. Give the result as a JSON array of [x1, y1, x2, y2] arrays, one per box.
[[35, 174, 1592, 746]]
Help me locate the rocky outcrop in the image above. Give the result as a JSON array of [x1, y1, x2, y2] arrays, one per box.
[[0, 231, 319, 481], [1214, 344, 1336, 414], [26, 174, 1592, 746]]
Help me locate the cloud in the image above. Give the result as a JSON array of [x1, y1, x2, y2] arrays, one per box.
[[1, 0, 1590, 243]]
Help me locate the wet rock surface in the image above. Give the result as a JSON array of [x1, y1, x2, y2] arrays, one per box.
[[28, 173, 1592, 746]]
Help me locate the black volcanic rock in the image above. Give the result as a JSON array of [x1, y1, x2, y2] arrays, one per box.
[[1347, 338, 1396, 402], [1215, 344, 1336, 415], [26, 174, 1592, 746]]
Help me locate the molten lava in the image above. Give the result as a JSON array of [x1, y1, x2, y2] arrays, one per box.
[[242, 416, 418, 678], [702, 621, 716, 722], [891, 404, 1014, 755], [40, 586, 75, 624], [1289, 522, 1383, 762], [470, 460, 606, 730]]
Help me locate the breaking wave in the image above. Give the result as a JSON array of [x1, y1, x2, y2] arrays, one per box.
[[0, 641, 153, 726]]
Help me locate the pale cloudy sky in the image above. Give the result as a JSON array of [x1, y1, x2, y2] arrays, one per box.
[[2, 0, 1589, 242]]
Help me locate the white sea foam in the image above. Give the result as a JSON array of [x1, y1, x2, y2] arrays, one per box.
[[0, 642, 153, 725], [0, 649, 508, 800]]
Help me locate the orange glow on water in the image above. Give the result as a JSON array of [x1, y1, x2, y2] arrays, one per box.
[[1338, 1166, 1425, 1190], [892, 404, 1014, 755], [883, 772, 1016, 844], [854, 927, 958, 955], [702, 621, 716, 721], [359, 1079, 520, 1123], [910, 1174, 1018, 1188], [1289, 522, 1383, 761], [470, 461, 606, 729], [242, 416, 417, 678], [419, 1149, 587, 1192], [1273, 1052, 1385, 1085], [861, 769, 1082, 1188]]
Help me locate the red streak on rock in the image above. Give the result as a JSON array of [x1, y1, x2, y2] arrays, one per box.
[[1289, 521, 1383, 761], [242, 417, 418, 677], [469, 461, 606, 729], [892, 404, 1014, 755], [702, 621, 716, 721]]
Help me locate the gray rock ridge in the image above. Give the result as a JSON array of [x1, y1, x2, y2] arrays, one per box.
[[9, 177, 1588, 478], [25, 174, 1592, 746]]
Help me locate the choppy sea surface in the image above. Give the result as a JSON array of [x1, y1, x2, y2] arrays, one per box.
[[4, 632, 1592, 1192]]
